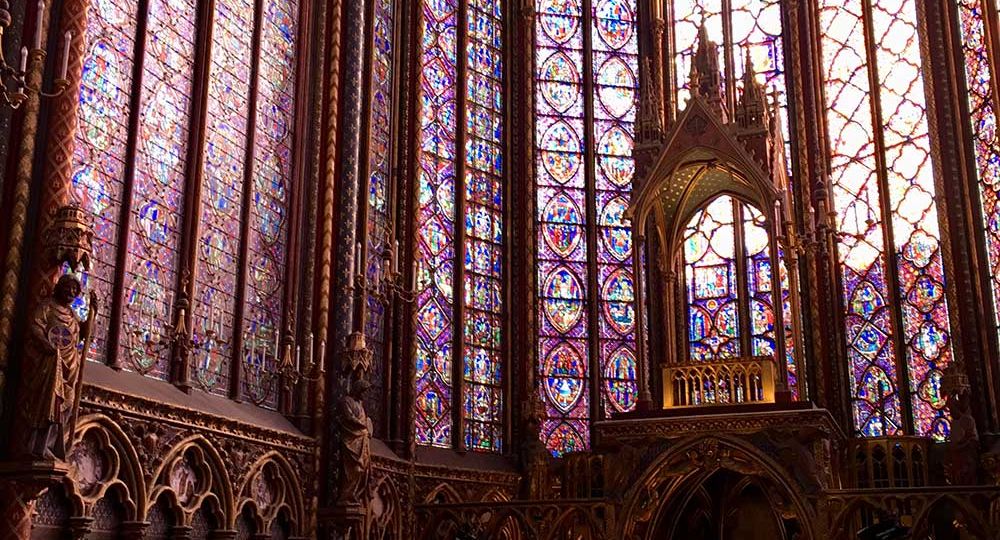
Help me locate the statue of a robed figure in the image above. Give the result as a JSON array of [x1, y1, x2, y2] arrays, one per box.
[[14, 274, 96, 461]]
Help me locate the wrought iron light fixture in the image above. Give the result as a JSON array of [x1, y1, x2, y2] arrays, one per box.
[[0, 0, 71, 109]]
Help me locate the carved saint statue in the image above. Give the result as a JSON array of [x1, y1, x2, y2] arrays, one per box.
[[15, 274, 95, 460], [337, 378, 372, 506]]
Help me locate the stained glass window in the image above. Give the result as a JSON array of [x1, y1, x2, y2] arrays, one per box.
[[535, 0, 639, 456], [121, 0, 197, 378], [241, 0, 299, 408], [414, 0, 505, 451], [72, 0, 301, 407], [364, 0, 397, 435], [684, 196, 741, 361], [71, 0, 138, 360], [820, 0, 954, 439], [957, 1, 1000, 339], [463, 0, 504, 452], [193, 0, 257, 396]]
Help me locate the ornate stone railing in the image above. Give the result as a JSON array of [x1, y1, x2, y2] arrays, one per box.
[[662, 356, 776, 408]]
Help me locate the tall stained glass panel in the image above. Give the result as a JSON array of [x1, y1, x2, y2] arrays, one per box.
[[593, 0, 639, 416], [414, 0, 507, 451], [71, 0, 139, 359], [537, 0, 591, 456], [820, 0, 954, 439], [463, 0, 505, 451], [365, 0, 397, 435], [241, 0, 299, 408], [195, 0, 256, 395], [415, 0, 459, 448], [957, 0, 1000, 338], [120, 0, 197, 378], [535, 0, 639, 456]]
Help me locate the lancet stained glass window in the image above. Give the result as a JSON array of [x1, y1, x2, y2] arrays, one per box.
[[71, 0, 301, 408], [820, 0, 955, 439], [194, 0, 256, 395], [364, 0, 397, 436], [241, 0, 299, 409], [414, 0, 505, 451], [957, 0, 1000, 339], [71, 0, 138, 361], [535, 0, 639, 457], [121, 0, 197, 379]]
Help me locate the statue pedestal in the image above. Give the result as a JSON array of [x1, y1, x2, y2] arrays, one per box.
[[0, 460, 69, 540], [317, 504, 366, 540]]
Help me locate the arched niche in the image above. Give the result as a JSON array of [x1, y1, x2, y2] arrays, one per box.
[[629, 145, 802, 405]]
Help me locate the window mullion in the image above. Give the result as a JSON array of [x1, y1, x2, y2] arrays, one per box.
[[452, 0, 470, 451], [732, 198, 752, 357]]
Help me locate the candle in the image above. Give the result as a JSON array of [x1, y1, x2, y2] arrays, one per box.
[[411, 260, 418, 290], [60, 31, 71, 79], [295, 345, 302, 372], [354, 242, 362, 275], [19, 46, 27, 74], [391, 240, 399, 274], [306, 332, 314, 367], [274, 330, 280, 357], [319, 339, 326, 369], [249, 330, 256, 360], [34, 2, 44, 50]]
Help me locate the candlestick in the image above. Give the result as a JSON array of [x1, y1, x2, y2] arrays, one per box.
[[391, 240, 399, 274], [306, 332, 314, 367], [60, 31, 71, 79], [34, 2, 44, 50]]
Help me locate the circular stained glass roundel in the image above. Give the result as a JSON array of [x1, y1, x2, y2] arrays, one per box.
[[541, 122, 583, 183], [597, 124, 632, 156], [600, 197, 631, 262], [603, 346, 637, 412], [597, 57, 636, 118], [543, 342, 586, 413], [599, 155, 634, 187], [543, 266, 584, 332], [543, 192, 584, 257], [594, 0, 634, 49], [539, 0, 581, 43], [602, 269, 635, 334], [539, 52, 581, 113]]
